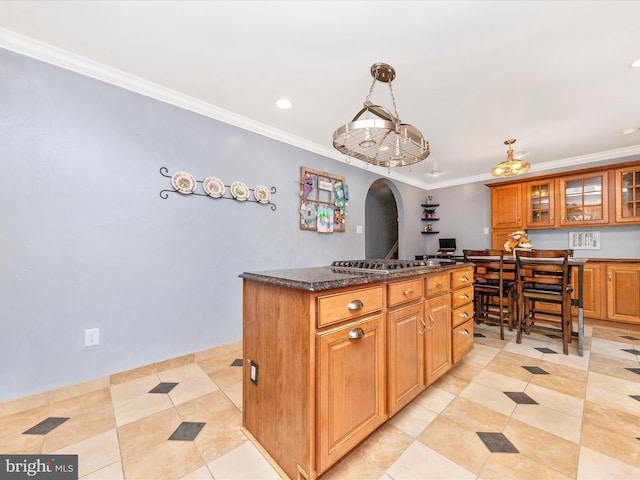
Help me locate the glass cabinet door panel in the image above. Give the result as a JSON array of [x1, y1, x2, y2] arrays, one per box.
[[526, 180, 555, 228], [615, 166, 640, 223], [560, 172, 608, 226]]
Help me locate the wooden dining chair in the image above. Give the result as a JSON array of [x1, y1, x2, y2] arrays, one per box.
[[463, 249, 516, 340], [515, 249, 573, 354]]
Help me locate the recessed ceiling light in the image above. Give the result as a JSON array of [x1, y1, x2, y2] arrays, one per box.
[[274, 98, 292, 109], [631, 57, 640, 68], [429, 170, 443, 176], [622, 127, 639, 135]]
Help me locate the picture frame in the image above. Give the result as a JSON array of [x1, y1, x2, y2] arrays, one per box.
[[569, 231, 600, 250]]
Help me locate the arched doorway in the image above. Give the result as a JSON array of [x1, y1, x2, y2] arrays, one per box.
[[365, 179, 399, 259]]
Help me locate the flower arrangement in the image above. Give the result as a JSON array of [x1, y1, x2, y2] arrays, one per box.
[[504, 230, 533, 252], [424, 208, 436, 219]]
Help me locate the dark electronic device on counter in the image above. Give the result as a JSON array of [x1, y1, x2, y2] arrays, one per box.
[[437, 238, 457, 255]]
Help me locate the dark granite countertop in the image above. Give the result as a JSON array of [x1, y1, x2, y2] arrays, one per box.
[[239, 262, 471, 292], [584, 258, 640, 264]]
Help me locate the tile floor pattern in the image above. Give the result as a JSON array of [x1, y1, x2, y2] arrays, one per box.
[[1, 322, 640, 479]]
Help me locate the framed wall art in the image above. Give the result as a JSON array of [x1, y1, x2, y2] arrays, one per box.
[[569, 231, 601, 250], [299, 166, 347, 233]]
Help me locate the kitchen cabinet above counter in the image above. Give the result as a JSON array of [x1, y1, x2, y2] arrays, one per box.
[[487, 160, 640, 250]]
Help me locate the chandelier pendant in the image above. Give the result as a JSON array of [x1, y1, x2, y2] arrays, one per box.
[[332, 63, 430, 168], [491, 139, 531, 177]]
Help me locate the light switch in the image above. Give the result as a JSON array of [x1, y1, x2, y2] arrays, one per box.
[[356, 225, 363, 234]]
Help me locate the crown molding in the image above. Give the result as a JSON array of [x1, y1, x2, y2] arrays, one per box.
[[2, 28, 639, 193]]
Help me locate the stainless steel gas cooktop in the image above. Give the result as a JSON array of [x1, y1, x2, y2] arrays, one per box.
[[330, 259, 430, 274]]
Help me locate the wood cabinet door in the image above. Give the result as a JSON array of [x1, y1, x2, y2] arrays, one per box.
[[571, 263, 602, 319], [614, 165, 640, 224], [559, 171, 609, 226], [490, 227, 517, 251], [317, 314, 387, 473], [424, 293, 452, 386], [606, 264, 640, 324], [525, 179, 557, 228], [387, 302, 425, 416], [490, 184, 523, 229]]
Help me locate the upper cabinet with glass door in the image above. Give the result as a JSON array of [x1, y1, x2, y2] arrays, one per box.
[[559, 171, 609, 227], [525, 179, 556, 229], [614, 165, 640, 224]]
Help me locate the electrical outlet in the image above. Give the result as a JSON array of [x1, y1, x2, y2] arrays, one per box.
[[84, 328, 100, 347], [250, 360, 258, 385]]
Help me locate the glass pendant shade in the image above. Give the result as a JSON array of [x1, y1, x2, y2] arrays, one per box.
[[491, 139, 531, 177]]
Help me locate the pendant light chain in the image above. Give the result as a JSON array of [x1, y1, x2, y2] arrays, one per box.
[[387, 82, 401, 122], [364, 76, 401, 121]]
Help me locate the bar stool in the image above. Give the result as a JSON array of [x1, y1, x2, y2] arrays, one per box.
[[463, 249, 516, 340], [515, 249, 573, 354]]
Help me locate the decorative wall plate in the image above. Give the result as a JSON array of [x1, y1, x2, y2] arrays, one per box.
[[171, 171, 197, 194], [253, 185, 271, 204], [203, 176, 225, 198], [230, 181, 250, 201]]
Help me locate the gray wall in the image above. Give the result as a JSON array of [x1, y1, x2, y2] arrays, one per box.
[[2, 49, 637, 402], [0, 49, 436, 402]]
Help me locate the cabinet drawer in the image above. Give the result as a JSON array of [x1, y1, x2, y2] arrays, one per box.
[[452, 286, 474, 310], [425, 273, 450, 298], [451, 268, 474, 290], [388, 278, 424, 307], [452, 302, 474, 327], [452, 319, 474, 364], [317, 286, 384, 327]]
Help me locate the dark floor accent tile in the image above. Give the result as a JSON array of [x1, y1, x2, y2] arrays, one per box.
[[149, 382, 178, 394], [544, 333, 562, 338], [522, 365, 549, 375], [168, 421, 206, 441], [473, 333, 486, 337], [622, 348, 640, 356], [477, 432, 519, 453], [625, 367, 640, 375], [23, 417, 70, 435], [630, 395, 640, 402], [230, 358, 243, 367], [535, 347, 557, 354], [504, 391, 538, 404], [620, 335, 640, 341]]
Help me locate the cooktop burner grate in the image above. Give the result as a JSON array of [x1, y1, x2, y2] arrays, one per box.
[[330, 259, 428, 273]]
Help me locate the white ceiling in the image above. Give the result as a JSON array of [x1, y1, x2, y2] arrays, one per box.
[[2, 0, 640, 189]]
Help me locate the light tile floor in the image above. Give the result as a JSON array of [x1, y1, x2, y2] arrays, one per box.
[[1, 321, 639, 479]]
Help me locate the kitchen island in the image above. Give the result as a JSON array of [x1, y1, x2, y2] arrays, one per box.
[[240, 262, 474, 480]]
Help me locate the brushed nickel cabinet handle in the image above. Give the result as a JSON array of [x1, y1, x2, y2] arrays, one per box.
[[429, 314, 436, 330], [348, 328, 365, 339], [459, 329, 470, 336], [435, 282, 445, 287], [403, 289, 413, 296], [460, 294, 469, 300], [459, 312, 469, 318], [419, 317, 427, 335], [347, 300, 364, 310], [460, 276, 469, 282]]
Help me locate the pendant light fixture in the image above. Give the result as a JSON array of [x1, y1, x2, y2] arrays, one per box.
[[332, 63, 430, 167], [491, 139, 531, 177]]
